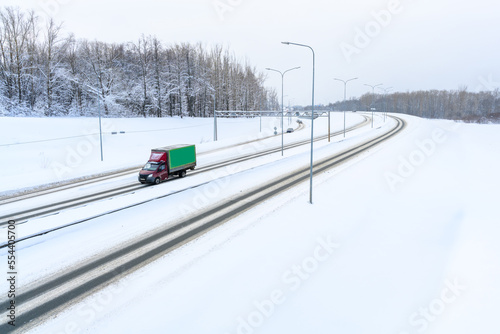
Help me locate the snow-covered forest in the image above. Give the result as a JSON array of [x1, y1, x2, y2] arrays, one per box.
[[0, 7, 279, 117], [2, 6, 499, 122]]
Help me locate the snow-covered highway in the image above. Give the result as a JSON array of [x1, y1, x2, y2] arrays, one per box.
[[1, 113, 499, 334], [0, 115, 368, 244], [1, 114, 404, 332]]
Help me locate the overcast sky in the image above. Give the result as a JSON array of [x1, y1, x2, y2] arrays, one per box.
[[4, 0, 500, 105]]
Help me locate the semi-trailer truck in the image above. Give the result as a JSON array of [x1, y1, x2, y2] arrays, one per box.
[[138, 144, 196, 184]]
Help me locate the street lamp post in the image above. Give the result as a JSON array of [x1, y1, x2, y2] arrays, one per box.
[[364, 83, 383, 128], [259, 93, 262, 132], [212, 94, 217, 141], [334, 77, 358, 138], [85, 85, 104, 161], [287, 99, 293, 125], [260, 109, 262, 132], [282, 41, 315, 204], [328, 109, 331, 142], [97, 94, 103, 161], [266, 66, 300, 156], [377, 86, 392, 122]]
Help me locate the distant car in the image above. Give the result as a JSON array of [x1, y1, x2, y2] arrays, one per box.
[[286, 128, 294, 133]]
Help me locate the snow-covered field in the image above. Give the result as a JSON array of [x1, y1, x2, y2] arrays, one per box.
[[1, 113, 499, 333], [0, 115, 285, 195]]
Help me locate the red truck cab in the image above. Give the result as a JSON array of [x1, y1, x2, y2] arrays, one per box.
[[138, 160, 168, 184]]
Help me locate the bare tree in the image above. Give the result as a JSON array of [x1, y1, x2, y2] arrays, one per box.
[[0, 7, 37, 107], [0, 7, 280, 117], [38, 18, 69, 115]]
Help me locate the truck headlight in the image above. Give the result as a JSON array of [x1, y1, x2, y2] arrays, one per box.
[[147, 174, 153, 178]]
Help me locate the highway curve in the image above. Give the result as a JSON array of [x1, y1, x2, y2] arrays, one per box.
[[0, 116, 369, 233], [0, 116, 405, 333]]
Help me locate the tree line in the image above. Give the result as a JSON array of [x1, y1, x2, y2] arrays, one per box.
[[0, 7, 279, 117], [329, 88, 500, 123]]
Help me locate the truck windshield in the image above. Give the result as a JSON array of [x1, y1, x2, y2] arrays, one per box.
[[143, 162, 159, 171]]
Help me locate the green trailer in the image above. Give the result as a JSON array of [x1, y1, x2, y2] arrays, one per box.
[[138, 144, 196, 184]]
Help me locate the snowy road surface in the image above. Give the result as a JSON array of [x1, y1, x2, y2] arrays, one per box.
[[1, 113, 499, 333]]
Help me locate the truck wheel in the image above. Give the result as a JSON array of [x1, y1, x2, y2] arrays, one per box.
[[179, 170, 186, 178], [154, 177, 161, 184]]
